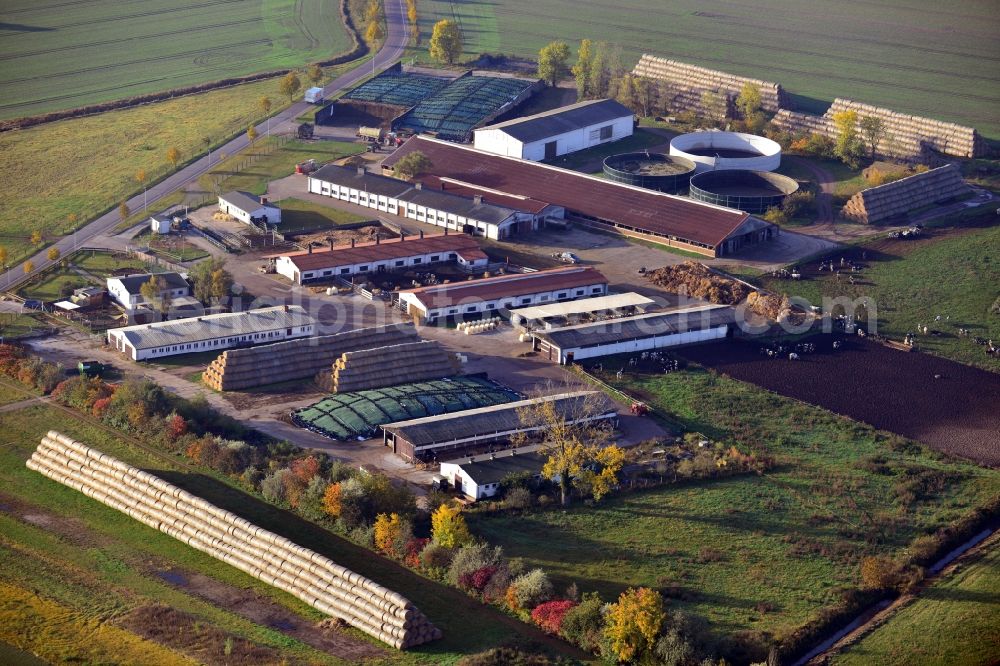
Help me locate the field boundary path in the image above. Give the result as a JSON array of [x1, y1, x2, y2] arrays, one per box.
[[0, 0, 410, 293]]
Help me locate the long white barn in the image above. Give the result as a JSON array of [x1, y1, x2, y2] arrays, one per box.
[[307, 165, 557, 240], [532, 304, 736, 363], [106, 305, 314, 361]]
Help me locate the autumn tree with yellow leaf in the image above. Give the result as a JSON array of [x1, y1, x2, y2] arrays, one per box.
[[431, 503, 472, 549], [374, 512, 403, 554], [604, 587, 665, 663]]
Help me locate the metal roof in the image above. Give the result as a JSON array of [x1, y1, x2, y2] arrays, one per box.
[[382, 137, 754, 249], [477, 99, 633, 144], [219, 191, 278, 213], [394, 76, 536, 141], [309, 165, 518, 226], [284, 234, 488, 272], [534, 305, 736, 350], [509, 292, 656, 322], [399, 266, 607, 310], [108, 272, 188, 295], [383, 390, 614, 449], [112, 305, 313, 351], [445, 451, 548, 486]]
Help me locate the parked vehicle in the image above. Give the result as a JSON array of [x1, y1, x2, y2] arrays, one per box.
[[304, 87, 324, 104], [551, 251, 580, 264]]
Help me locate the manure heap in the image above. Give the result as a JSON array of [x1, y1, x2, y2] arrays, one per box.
[[841, 164, 969, 224], [203, 323, 419, 391], [26, 432, 440, 649], [316, 339, 462, 393]]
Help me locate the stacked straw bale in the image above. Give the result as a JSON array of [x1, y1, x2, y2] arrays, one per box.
[[203, 323, 419, 391], [826, 99, 982, 159], [25, 432, 440, 649], [632, 54, 789, 112], [841, 163, 968, 224], [316, 340, 461, 393], [772, 103, 982, 160]]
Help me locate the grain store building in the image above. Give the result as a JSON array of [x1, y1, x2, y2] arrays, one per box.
[[308, 165, 561, 240], [383, 136, 777, 257], [473, 99, 634, 161], [532, 304, 736, 364], [273, 233, 489, 284], [106, 305, 314, 361], [397, 266, 608, 324], [383, 390, 618, 463]]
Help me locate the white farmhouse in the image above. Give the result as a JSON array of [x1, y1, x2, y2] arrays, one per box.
[[218, 191, 281, 225], [473, 99, 634, 161], [106, 272, 190, 309]]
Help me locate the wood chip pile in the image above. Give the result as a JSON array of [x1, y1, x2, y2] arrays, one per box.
[[203, 323, 419, 391], [841, 164, 968, 224], [316, 340, 461, 393], [26, 431, 441, 649], [632, 54, 789, 113], [645, 262, 789, 320], [772, 101, 982, 159]]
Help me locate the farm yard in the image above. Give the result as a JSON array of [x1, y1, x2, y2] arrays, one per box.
[[0, 0, 353, 119], [832, 535, 1000, 666], [470, 360, 1000, 660], [729, 210, 1000, 372], [0, 395, 582, 664], [413, 0, 1000, 139], [681, 335, 1000, 466]]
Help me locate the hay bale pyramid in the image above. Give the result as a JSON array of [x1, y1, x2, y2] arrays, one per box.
[[841, 163, 969, 224], [26, 431, 440, 649]]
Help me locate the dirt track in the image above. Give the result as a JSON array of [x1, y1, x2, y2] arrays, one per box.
[[682, 334, 1000, 466]]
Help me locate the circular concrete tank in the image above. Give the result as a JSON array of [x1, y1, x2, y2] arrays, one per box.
[[602, 152, 697, 194], [670, 130, 781, 173], [688, 169, 799, 214]]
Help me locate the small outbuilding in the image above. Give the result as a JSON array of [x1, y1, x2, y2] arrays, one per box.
[[439, 449, 547, 500], [473, 99, 634, 161], [218, 191, 281, 226], [150, 214, 172, 234]]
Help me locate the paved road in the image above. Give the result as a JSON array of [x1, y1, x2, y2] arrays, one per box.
[[0, 0, 410, 293]]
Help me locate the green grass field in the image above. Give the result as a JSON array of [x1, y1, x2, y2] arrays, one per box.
[[278, 198, 369, 232], [0, 0, 352, 119], [468, 364, 1000, 655], [0, 77, 310, 267], [0, 313, 47, 341], [0, 397, 582, 664], [833, 540, 1000, 666], [197, 138, 367, 198], [730, 214, 1000, 372], [412, 0, 1000, 139]]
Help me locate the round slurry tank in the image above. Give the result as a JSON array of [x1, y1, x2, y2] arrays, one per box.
[[670, 130, 781, 173], [688, 169, 799, 215], [602, 152, 697, 193]]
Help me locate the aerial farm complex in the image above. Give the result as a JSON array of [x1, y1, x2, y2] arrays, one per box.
[[2, 2, 999, 664]]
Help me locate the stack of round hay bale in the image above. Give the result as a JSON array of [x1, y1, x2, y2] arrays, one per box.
[[632, 54, 788, 112], [841, 163, 967, 224], [26, 431, 441, 649]]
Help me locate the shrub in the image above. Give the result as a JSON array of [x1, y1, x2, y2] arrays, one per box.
[[507, 569, 554, 611], [374, 513, 405, 556], [860, 555, 897, 590], [403, 537, 429, 568], [419, 542, 454, 575], [560, 592, 605, 652], [505, 487, 532, 511], [261, 469, 292, 504], [531, 599, 577, 634], [322, 482, 343, 517], [448, 543, 504, 587], [289, 455, 321, 483], [298, 476, 329, 522], [604, 587, 666, 664], [460, 565, 499, 593], [457, 647, 558, 666]]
